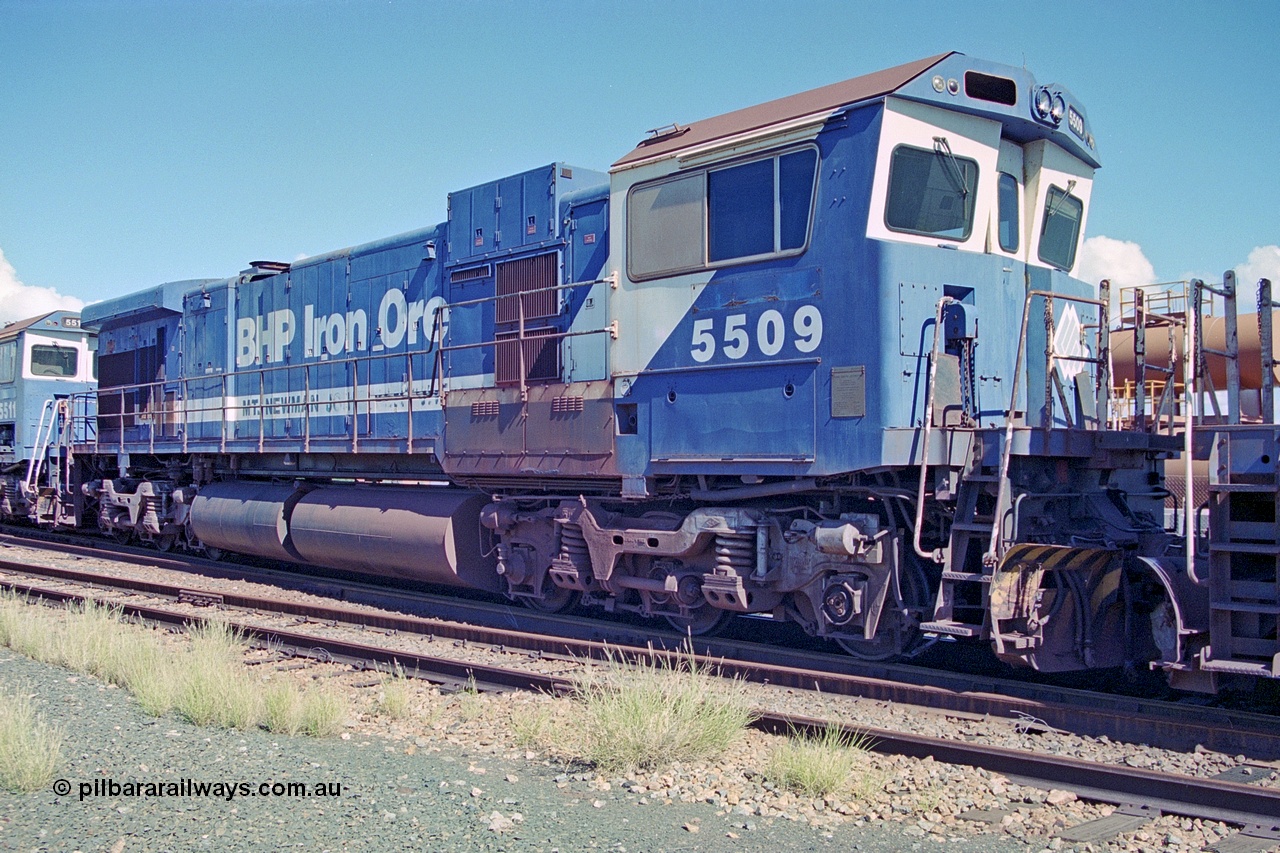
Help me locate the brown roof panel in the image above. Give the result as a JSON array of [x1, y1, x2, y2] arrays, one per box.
[[613, 52, 955, 169], [0, 312, 57, 342]]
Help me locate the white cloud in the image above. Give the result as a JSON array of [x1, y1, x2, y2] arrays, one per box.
[[1237, 245, 1280, 288], [1076, 236, 1157, 290], [0, 248, 84, 326]]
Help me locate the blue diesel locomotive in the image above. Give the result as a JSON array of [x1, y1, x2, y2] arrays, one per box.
[[38, 52, 1280, 691]]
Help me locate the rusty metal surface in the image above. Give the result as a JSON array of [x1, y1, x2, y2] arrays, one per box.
[[612, 53, 952, 168]]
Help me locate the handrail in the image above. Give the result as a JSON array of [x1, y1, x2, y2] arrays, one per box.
[[23, 399, 57, 494], [1183, 284, 1197, 575], [444, 274, 613, 311], [987, 289, 1110, 567], [70, 274, 616, 454], [1191, 276, 1242, 424], [1260, 279, 1274, 424], [912, 295, 956, 563]]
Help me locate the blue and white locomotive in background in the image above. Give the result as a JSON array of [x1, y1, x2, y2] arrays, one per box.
[[0, 310, 95, 522], [34, 52, 1275, 691]]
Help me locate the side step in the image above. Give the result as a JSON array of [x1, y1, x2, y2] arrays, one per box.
[[940, 571, 991, 583], [919, 619, 983, 638]]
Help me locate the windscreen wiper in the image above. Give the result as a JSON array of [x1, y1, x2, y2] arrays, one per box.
[[932, 136, 970, 197], [1046, 179, 1078, 218]]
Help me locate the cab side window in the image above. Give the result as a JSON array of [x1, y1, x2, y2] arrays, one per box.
[[1038, 185, 1083, 270], [0, 342, 15, 383], [997, 172, 1020, 253], [627, 146, 819, 281], [29, 344, 78, 377]]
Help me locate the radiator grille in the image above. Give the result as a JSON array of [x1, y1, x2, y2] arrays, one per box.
[[496, 327, 560, 385], [496, 253, 558, 323]]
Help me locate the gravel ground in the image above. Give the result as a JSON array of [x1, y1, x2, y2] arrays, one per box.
[[0, 652, 1033, 853]]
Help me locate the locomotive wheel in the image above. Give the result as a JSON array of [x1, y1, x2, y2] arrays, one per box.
[[108, 528, 133, 545], [652, 571, 733, 636], [522, 578, 580, 614], [835, 631, 904, 661], [155, 534, 177, 553], [664, 605, 733, 637], [834, 560, 932, 661], [203, 546, 224, 562]]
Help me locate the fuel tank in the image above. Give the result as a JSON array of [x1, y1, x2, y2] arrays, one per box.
[[188, 481, 305, 562], [188, 481, 499, 591], [287, 485, 500, 591]]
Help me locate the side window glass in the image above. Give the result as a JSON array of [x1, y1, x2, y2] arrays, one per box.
[[627, 146, 818, 280], [1038, 185, 1083, 270], [0, 342, 15, 383], [627, 173, 706, 279], [885, 144, 978, 240], [997, 172, 1020, 253], [779, 149, 818, 250], [708, 159, 774, 262]]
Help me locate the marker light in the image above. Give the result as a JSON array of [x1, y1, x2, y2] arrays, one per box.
[[932, 75, 946, 93]]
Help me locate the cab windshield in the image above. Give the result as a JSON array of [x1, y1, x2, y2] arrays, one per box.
[[885, 143, 978, 241], [29, 344, 78, 377]]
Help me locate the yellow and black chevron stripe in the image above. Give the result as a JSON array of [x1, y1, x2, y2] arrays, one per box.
[[997, 543, 1122, 615]]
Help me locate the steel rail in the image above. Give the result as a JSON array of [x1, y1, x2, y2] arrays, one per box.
[[757, 712, 1280, 827], [4, 574, 1280, 829], [0, 576, 572, 695]]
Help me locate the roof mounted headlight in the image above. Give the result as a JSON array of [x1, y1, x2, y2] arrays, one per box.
[[1034, 87, 1053, 120], [1050, 94, 1066, 125]]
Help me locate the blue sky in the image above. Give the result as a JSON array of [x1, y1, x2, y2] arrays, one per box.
[[2, 0, 1277, 321]]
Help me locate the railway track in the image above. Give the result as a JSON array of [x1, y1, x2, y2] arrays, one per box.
[[5, 530, 1280, 845], [2, 529, 1277, 756]]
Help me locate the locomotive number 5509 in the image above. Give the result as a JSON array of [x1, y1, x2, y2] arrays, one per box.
[[690, 305, 823, 363]]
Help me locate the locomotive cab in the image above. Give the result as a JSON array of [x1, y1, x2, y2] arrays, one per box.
[[0, 310, 95, 522]]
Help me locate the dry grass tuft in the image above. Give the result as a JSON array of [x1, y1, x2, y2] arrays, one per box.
[[299, 687, 346, 738], [570, 647, 756, 773], [376, 664, 413, 720], [510, 700, 565, 750], [263, 682, 305, 735], [175, 625, 260, 730], [766, 723, 879, 798], [0, 685, 63, 793]]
